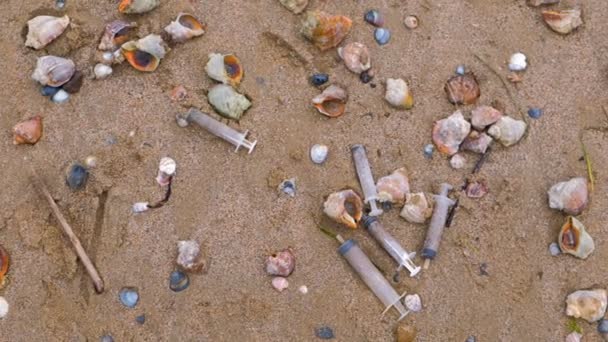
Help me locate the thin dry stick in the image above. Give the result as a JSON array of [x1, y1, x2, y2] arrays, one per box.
[[31, 168, 104, 293]]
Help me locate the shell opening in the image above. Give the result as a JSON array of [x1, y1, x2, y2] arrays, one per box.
[[114, 27, 131, 46], [315, 99, 345, 117], [223, 55, 242, 84], [178, 14, 204, 30], [561, 220, 579, 250], [124, 49, 157, 72], [118, 0, 131, 12]]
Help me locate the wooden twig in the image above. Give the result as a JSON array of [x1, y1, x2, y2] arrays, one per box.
[[31, 168, 104, 293]]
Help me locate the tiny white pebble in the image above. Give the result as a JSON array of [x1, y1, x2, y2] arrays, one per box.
[[508, 52, 527, 71], [84, 156, 97, 168], [450, 153, 466, 169], [0, 297, 8, 319], [298, 285, 308, 294], [549, 242, 561, 256], [272, 277, 289, 292], [94, 63, 113, 79], [52, 89, 70, 104], [310, 144, 329, 164], [404, 293, 422, 312], [132, 202, 149, 213]]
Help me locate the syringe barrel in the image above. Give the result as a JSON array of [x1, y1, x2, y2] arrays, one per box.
[[186, 108, 244, 147], [422, 183, 455, 259], [362, 216, 409, 268], [351, 145, 379, 202], [338, 239, 408, 318]]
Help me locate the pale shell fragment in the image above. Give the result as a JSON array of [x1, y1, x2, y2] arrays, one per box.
[[471, 106, 502, 130], [566, 289, 607, 323], [450, 154, 466, 169], [403, 15, 419, 29], [0, 297, 8, 319], [207, 84, 252, 121], [385, 78, 413, 109], [487, 116, 526, 147], [25, 15, 70, 50], [432, 110, 471, 155], [376, 168, 410, 204], [548, 177, 588, 215], [94, 63, 113, 79], [508, 52, 527, 71], [272, 277, 289, 292], [338, 42, 371, 74], [310, 144, 329, 164], [542, 9, 583, 35], [132, 202, 149, 213], [279, 0, 309, 14], [298, 285, 308, 294], [400, 192, 432, 224], [565, 332, 581, 342], [176, 240, 205, 273]]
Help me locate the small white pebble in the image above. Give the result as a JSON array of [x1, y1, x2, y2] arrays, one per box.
[[272, 277, 289, 292], [0, 296, 8, 319], [84, 156, 97, 169], [298, 285, 308, 294], [450, 153, 466, 169], [549, 242, 561, 256], [310, 144, 328, 164], [132, 202, 149, 213], [176, 116, 189, 128], [508, 52, 527, 71], [404, 293, 422, 312], [52, 89, 70, 104], [94, 63, 113, 79]]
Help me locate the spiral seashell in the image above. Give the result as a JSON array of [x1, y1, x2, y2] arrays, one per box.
[[338, 42, 371, 74], [0, 245, 9, 289], [31, 56, 75, 87], [164, 13, 205, 43], [98, 20, 136, 51], [13, 115, 43, 145], [205, 53, 243, 86], [207, 84, 252, 120], [278, 0, 308, 14], [118, 0, 160, 14], [312, 85, 347, 117], [300, 11, 352, 51], [121, 34, 168, 72], [432, 110, 471, 155], [385, 78, 413, 109], [559, 216, 595, 260], [400, 192, 433, 224], [444, 72, 480, 105], [376, 168, 410, 204], [323, 189, 363, 229], [487, 116, 526, 147], [25, 15, 70, 50]]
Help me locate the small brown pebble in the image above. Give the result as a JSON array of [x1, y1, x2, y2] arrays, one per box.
[[62, 70, 83, 94], [395, 325, 417, 342], [170, 85, 188, 102]]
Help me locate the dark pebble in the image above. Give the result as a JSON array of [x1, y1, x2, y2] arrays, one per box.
[[41, 86, 60, 97], [135, 314, 146, 324], [119, 287, 139, 308], [62, 70, 83, 94], [66, 163, 89, 190], [359, 70, 374, 84], [169, 270, 190, 292], [598, 319, 608, 334], [527, 108, 543, 119], [315, 326, 335, 339], [479, 263, 489, 276], [310, 73, 329, 86]]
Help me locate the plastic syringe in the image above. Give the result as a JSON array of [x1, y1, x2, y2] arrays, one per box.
[[422, 183, 455, 264], [178, 108, 257, 153], [361, 216, 421, 277], [338, 239, 409, 320], [351, 144, 383, 216]]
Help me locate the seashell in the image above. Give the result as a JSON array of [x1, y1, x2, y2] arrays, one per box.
[[84, 156, 97, 169], [432, 110, 471, 156], [25, 15, 70, 50], [66, 163, 88, 190], [465, 337, 477, 342], [31, 56, 75, 87], [265, 248, 295, 277], [444, 73, 480, 105], [299, 285, 308, 294], [338, 42, 371, 74], [400, 192, 433, 224], [279, 0, 308, 14], [312, 85, 347, 117], [450, 153, 466, 169], [396, 325, 417, 342], [272, 277, 289, 292], [549, 242, 561, 256], [207, 84, 252, 120], [488, 116, 526, 147], [598, 319, 608, 334], [565, 332, 581, 342], [471, 105, 502, 130], [558, 216, 594, 259], [508, 52, 527, 71], [466, 180, 488, 198], [315, 326, 335, 339], [170, 85, 188, 101], [528, 108, 543, 119], [385, 78, 414, 110], [0, 245, 9, 289], [13, 116, 43, 145], [461, 131, 492, 154], [507, 72, 523, 83], [135, 314, 145, 324], [0, 297, 8, 319], [542, 9, 582, 35], [98, 20, 136, 51], [456, 65, 466, 75], [52, 89, 70, 103], [121, 34, 167, 72], [364, 10, 384, 27], [169, 270, 190, 292], [565, 289, 607, 323], [404, 294, 422, 312], [548, 177, 588, 215], [403, 15, 419, 29], [360, 69, 374, 84], [132, 202, 149, 213], [156, 157, 176, 186], [300, 11, 352, 51], [118, 0, 160, 14], [374, 28, 391, 45], [164, 13, 205, 43], [311, 73, 328, 86], [119, 287, 139, 308], [100, 335, 114, 342], [376, 168, 410, 204], [527, 0, 560, 6], [278, 178, 296, 197], [323, 189, 363, 229], [310, 144, 328, 164], [176, 240, 205, 273], [94, 63, 112, 79], [205, 53, 243, 86]]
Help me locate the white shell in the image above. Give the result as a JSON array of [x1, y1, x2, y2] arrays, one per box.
[[164, 13, 205, 43], [207, 84, 251, 120], [159, 157, 176, 175], [310, 144, 328, 164], [403, 15, 419, 29], [94, 64, 113, 79], [548, 177, 588, 215], [404, 294, 422, 312], [565, 332, 581, 342], [84, 156, 98, 168], [52, 89, 70, 104], [432, 110, 472, 155], [132, 202, 149, 213], [271, 277, 289, 292], [298, 285, 308, 294], [205, 53, 240, 85], [385, 78, 413, 109], [488, 116, 526, 147], [400, 192, 432, 224], [338, 42, 371, 74], [31, 56, 76, 87], [565, 289, 607, 323], [0, 297, 8, 319], [450, 153, 466, 169], [136, 34, 167, 59], [508, 52, 527, 71], [176, 240, 204, 272], [25, 15, 70, 49]]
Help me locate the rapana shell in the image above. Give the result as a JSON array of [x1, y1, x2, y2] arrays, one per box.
[[31, 56, 75, 87], [487, 116, 526, 147], [558, 216, 594, 259], [338, 42, 371, 74], [118, 0, 160, 14], [323, 189, 363, 229], [205, 53, 243, 86], [312, 85, 347, 117], [300, 11, 352, 51], [25, 15, 70, 50], [98, 20, 136, 51], [432, 110, 471, 155], [400, 192, 433, 224], [376, 168, 410, 204], [565, 289, 607, 323], [121, 34, 168, 72], [548, 177, 588, 215], [164, 13, 205, 43], [542, 9, 583, 35]]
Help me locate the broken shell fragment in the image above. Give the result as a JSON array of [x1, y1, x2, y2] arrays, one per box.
[[312, 85, 347, 117], [466, 181, 488, 198], [404, 294, 422, 312], [121, 34, 167, 72], [542, 9, 583, 35], [461, 131, 492, 154], [278, 0, 308, 14], [404, 15, 419, 29], [385, 78, 414, 109], [310, 144, 328, 164], [156, 157, 176, 186], [508, 52, 527, 72], [0, 297, 8, 319], [444, 73, 480, 105], [265, 248, 295, 277], [94, 63, 113, 79], [376, 168, 410, 204], [207, 84, 252, 120], [323, 189, 363, 229], [432, 110, 471, 155], [548, 177, 588, 215], [450, 154, 466, 169], [338, 42, 371, 74], [13, 115, 43, 145], [205, 53, 243, 86], [25, 15, 70, 50], [565, 332, 582, 342], [558, 216, 594, 259], [164, 13, 205, 43], [527, 0, 559, 6], [400, 192, 433, 224], [0, 245, 9, 289], [300, 11, 352, 51], [488, 116, 526, 147], [278, 178, 296, 197], [177, 240, 205, 273], [374, 28, 391, 45], [31, 56, 75, 87], [118, 0, 160, 14], [272, 277, 289, 292], [364, 10, 384, 27], [98, 20, 136, 51], [471, 105, 502, 130], [566, 289, 607, 323]]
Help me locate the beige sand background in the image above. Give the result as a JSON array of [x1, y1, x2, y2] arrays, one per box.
[[1, 0, 607, 341]]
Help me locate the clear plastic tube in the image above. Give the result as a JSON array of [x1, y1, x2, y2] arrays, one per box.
[[338, 239, 409, 320], [351, 144, 383, 216], [181, 108, 257, 153], [422, 183, 455, 260], [362, 216, 421, 277]]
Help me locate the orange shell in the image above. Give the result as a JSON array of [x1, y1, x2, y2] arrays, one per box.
[[0, 244, 9, 287], [118, 0, 131, 13], [302, 11, 352, 51], [123, 49, 159, 72], [224, 55, 243, 86], [444, 73, 480, 105], [13, 115, 43, 145], [179, 14, 205, 31]]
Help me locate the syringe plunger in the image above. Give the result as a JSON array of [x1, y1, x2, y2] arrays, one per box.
[[351, 144, 383, 216], [422, 183, 455, 260]]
